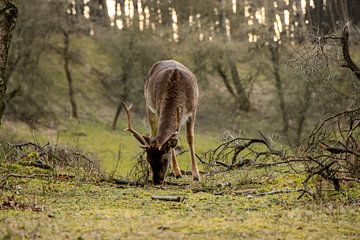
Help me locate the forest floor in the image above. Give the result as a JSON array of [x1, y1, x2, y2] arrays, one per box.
[[1, 121, 360, 239]]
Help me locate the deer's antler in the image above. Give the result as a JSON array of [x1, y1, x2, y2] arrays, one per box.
[[121, 101, 149, 147]]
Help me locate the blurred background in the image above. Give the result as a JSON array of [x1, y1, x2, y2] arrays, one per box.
[[1, 0, 359, 148]]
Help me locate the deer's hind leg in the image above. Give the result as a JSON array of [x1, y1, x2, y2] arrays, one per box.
[[186, 111, 200, 181]]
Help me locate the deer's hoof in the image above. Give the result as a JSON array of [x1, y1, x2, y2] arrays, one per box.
[[193, 176, 200, 181]]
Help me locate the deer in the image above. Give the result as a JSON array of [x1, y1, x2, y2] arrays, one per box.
[[121, 60, 200, 185]]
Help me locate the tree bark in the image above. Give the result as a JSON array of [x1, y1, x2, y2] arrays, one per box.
[[339, 0, 349, 23], [314, 0, 324, 32], [295, 81, 312, 145], [229, 60, 250, 111], [294, 0, 306, 43], [269, 43, 289, 139], [132, 0, 139, 30], [219, 0, 226, 36], [75, 0, 84, 17], [0, 1, 17, 124], [112, 36, 134, 130], [118, 0, 126, 29], [341, 24, 360, 81], [215, 64, 236, 98], [217, 0, 250, 111], [89, 0, 110, 27], [63, 30, 78, 119], [305, 0, 312, 26], [327, 1, 337, 32]]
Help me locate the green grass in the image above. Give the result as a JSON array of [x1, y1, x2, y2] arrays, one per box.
[[0, 120, 217, 176], [1, 161, 360, 239], [1, 121, 360, 239]]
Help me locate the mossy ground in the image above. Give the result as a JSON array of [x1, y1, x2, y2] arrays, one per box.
[[1, 121, 360, 239]]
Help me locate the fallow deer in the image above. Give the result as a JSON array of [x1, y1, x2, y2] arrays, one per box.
[[122, 60, 200, 184]]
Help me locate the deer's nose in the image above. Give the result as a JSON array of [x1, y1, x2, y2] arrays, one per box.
[[153, 175, 164, 185]]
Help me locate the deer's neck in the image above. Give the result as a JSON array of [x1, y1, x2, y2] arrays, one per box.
[[155, 102, 179, 145]]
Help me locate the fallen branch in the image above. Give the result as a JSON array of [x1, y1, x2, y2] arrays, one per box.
[[6, 173, 52, 179], [246, 189, 304, 197], [110, 178, 145, 187], [151, 195, 184, 202]]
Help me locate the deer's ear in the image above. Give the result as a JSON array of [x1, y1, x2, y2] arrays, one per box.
[[167, 138, 178, 149]]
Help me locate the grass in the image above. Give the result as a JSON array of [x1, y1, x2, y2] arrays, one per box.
[[3, 114, 359, 239], [0, 119, 217, 176], [1, 163, 360, 239], [1, 121, 360, 239]]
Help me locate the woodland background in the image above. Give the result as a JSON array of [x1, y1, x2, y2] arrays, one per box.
[[0, 1, 360, 238], [1, 0, 359, 145]]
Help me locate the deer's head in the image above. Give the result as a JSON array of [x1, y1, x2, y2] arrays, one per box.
[[121, 102, 179, 185]]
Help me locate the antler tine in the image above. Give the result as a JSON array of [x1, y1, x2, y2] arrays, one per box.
[[121, 101, 149, 147]]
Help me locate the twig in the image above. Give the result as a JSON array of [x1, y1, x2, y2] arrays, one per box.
[[247, 189, 304, 197], [151, 195, 184, 202]]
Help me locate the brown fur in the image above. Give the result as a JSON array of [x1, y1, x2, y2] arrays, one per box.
[[143, 60, 200, 184]]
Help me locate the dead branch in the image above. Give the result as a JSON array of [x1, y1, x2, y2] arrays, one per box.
[[151, 195, 184, 202], [199, 132, 289, 175], [246, 189, 304, 197], [5, 173, 52, 179], [1, 141, 104, 179]]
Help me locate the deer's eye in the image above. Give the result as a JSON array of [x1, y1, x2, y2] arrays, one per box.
[[161, 153, 170, 163], [167, 138, 178, 148]]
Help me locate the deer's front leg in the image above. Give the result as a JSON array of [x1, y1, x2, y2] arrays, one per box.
[[186, 113, 200, 181], [171, 148, 182, 178]]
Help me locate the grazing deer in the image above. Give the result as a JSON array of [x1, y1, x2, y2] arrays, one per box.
[[122, 60, 200, 184]]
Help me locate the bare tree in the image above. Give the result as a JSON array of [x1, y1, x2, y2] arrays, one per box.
[[63, 29, 78, 119], [268, 43, 290, 139], [215, 0, 250, 111], [0, 1, 17, 123], [88, 0, 110, 27]]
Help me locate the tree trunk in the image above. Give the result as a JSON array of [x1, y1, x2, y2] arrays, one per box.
[[112, 35, 134, 130], [269, 43, 289, 139], [112, 103, 122, 130], [159, 1, 171, 27], [339, 0, 349, 23], [219, 0, 226, 36], [0, 2, 17, 124], [114, 0, 118, 28], [117, 0, 126, 29], [89, 0, 110, 27], [217, 0, 250, 111], [305, 0, 312, 26], [295, 81, 312, 145], [112, 101, 123, 130], [215, 63, 236, 98], [132, 0, 139, 30], [314, 0, 324, 32], [327, 1, 337, 32], [229, 60, 250, 111], [63, 31, 78, 119], [341, 24, 360, 82], [75, 0, 84, 17], [294, 0, 306, 43]]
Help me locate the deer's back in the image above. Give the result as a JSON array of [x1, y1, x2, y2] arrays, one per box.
[[145, 60, 198, 118]]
